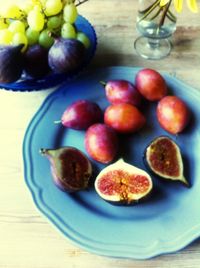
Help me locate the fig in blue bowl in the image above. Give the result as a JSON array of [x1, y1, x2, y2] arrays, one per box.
[[0, 0, 97, 91]]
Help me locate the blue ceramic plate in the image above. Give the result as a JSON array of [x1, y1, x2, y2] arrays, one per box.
[[0, 15, 97, 91], [23, 67, 200, 259]]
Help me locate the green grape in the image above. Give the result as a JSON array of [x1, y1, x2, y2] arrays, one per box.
[[8, 20, 25, 34], [47, 15, 62, 30], [39, 29, 54, 49], [18, 1, 34, 14], [76, 32, 90, 49], [40, 0, 47, 6], [44, 0, 63, 16], [0, 20, 8, 30], [1, 4, 22, 19], [61, 22, 76, 39], [62, 0, 73, 3], [27, 9, 45, 31], [26, 27, 40, 45], [63, 3, 78, 24], [33, 4, 43, 13], [0, 29, 13, 45], [12, 32, 28, 52]]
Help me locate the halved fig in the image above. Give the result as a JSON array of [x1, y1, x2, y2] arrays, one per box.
[[95, 159, 153, 204], [40, 146, 92, 192], [144, 136, 189, 186]]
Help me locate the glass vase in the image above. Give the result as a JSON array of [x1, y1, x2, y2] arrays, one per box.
[[134, 0, 177, 60]]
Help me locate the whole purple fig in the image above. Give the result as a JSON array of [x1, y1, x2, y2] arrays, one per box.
[[24, 44, 50, 78], [0, 44, 24, 83], [48, 38, 85, 73]]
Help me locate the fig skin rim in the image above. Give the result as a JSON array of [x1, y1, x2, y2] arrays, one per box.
[[40, 146, 93, 192]]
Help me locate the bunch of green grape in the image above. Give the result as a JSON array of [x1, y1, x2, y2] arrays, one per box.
[[0, 0, 90, 52]]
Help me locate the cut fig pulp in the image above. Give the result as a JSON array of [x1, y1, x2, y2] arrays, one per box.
[[40, 146, 92, 192], [95, 159, 153, 204], [144, 136, 188, 186]]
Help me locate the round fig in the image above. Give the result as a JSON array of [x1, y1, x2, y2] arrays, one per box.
[[48, 38, 85, 73], [24, 44, 50, 78], [40, 146, 92, 192], [0, 44, 24, 83], [59, 100, 103, 130], [144, 136, 189, 186], [85, 123, 118, 164], [95, 159, 153, 204]]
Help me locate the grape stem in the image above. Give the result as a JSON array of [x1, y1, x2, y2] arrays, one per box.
[[75, 0, 89, 7]]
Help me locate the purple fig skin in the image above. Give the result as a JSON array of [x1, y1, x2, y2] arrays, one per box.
[[48, 38, 85, 73], [103, 80, 143, 107], [24, 44, 50, 78], [0, 44, 24, 83], [61, 100, 103, 130], [85, 123, 119, 164], [40, 147, 92, 192]]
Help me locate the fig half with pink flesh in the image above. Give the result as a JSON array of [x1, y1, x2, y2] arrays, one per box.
[[144, 136, 189, 186], [40, 146, 92, 192], [95, 159, 153, 204]]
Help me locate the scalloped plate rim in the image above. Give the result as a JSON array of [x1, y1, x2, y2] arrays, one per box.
[[23, 66, 200, 259]]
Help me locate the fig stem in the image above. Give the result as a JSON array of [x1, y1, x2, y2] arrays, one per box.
[[54, 120, 62, 124], [39, 148, 47, 155], [99, 80, 106, 87], [181, 175, 190, 187]]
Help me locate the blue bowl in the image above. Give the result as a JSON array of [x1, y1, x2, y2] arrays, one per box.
[[0, 15, 97, 92]]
